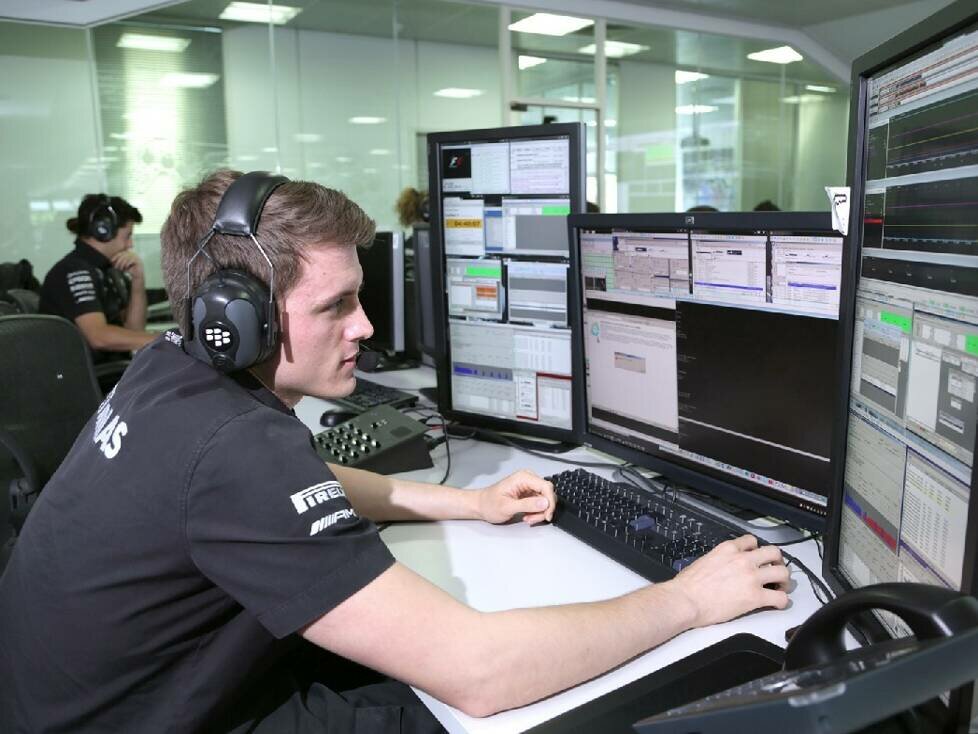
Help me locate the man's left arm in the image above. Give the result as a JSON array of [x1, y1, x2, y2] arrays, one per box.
[[328, 465, 556, 526]]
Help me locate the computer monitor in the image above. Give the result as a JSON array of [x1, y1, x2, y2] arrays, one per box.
[[358, 232, 406, 357], [427, 123, 586, 441], [824, 0, 978, 727], [570, 211, 845, 531]]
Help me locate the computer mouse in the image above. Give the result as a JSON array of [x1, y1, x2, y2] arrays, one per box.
[[320, 409, 357, 428]]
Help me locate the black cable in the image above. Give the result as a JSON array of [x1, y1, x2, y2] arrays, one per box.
[[781, 549, 834, 606], [771, 533, 820, 548]]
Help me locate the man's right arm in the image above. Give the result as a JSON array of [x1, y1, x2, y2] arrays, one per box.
[[74, 312, 156, 353], [302, 535, 789, 718]]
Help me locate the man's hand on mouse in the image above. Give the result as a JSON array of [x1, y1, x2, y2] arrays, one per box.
[[477, 470, 556, 526]]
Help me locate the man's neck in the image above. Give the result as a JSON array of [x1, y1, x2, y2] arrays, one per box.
[[247, 365, 301, 409]]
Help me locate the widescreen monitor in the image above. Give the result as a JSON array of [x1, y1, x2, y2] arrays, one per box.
[[571, 212, 845, 531], [428, 123, 586, 441], [824, 0, 978, 728]]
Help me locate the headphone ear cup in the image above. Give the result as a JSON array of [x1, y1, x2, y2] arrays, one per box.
[[187, 270, 279, 372]]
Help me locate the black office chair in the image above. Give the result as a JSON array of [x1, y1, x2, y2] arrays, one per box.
[[0, 315, 102, 572], [4, 288, 40, 314]]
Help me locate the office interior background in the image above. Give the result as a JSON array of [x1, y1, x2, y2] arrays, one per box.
[[0, 0, 955, 290]]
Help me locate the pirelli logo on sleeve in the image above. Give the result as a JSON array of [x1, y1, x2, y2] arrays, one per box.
[[67, 269, 97, 305], [290, 480, 347, 514]]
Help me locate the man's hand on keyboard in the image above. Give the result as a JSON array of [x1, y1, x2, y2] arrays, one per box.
[[669, 534, 790, 627], [476, 470, 557, 526]]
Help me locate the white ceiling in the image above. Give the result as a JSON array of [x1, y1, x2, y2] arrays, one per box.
[[0, 0, 180, 26]]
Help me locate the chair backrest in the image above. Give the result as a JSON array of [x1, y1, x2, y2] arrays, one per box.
[[4, 288, 40, 314], [0, 315, 103, 494]]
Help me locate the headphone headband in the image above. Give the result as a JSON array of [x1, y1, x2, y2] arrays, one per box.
[[184, 171, 290, 373]]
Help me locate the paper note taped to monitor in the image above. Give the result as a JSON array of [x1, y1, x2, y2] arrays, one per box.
[[825, 186, 850, 236]]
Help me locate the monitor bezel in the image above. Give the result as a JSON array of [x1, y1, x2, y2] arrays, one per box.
[[427, 122, 587, 443], [570, 211, 842, 532]]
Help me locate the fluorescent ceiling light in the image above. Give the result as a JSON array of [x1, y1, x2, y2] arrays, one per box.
[[109, 132, 134, 140], [782, 94, 826, 104], [518, 55, 547, 70], [578, 41, 648, 58], [236, 154, 258, 161], [562, 96, 595, 104], [369, 148, 391, 156], [336, 156, 352, 163], [52, 201, 74, 212], [606, 119, 617, 128], [676, 104, 718, 115], [262, 146, 278, 153], [219, 2, 301, 25], [294, 133, 322, 143], [675, 70, 708, 84], [508, 13, 593, 37], [747, 46, 803, 64], [806, 84, 836, 93], [348, 116, 386, 124], [160, 72, 219, 88], [29, 201, 51, 212], [434, 88, 484, 99], [117, 33, 190, 53], [363, 168, 377, 174]]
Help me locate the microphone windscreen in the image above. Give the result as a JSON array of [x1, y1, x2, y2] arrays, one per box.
[[356, 350, 381, 372]]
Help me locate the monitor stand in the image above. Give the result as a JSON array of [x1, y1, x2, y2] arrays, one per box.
[[676, 493, 807, 545], [614, 468, 807, 545]]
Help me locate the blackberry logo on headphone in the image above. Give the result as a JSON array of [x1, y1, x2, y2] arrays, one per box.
[[184, 172, 289, 373], [88, 195, 118, 243]]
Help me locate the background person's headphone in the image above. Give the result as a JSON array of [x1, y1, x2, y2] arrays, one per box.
[[87, 195, 118, 243], [184, 171, 288, 373]]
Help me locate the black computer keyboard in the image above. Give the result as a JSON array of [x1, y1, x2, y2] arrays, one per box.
[[548, 469, 738, 583], [332, 378, 418, 412]]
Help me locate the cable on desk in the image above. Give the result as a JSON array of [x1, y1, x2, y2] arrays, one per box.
[[420, 411, 452, 485], [781, 549, 833, 606]]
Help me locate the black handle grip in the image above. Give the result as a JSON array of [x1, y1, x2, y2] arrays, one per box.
[[784, 583, 978, 670]]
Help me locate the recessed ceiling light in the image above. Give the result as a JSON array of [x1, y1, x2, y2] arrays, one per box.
[[805, 84, 836, 93], [578, 41, 648, 58], [675, 70, 709, 84], [363, 168, 378, 174], [747, 46, 803, 64], [676, 104, 718, 115], [518, 55, 547, 70], [160, 73, 219, 88], [348, 116, 387, 125], [562, 96, 595, 104], [219, 2, 301, 25], [294, 133, 322, 143], [369, 148, 391, 156], [336, 156, 352, 163], [117, 33, 190, 53], [605, 119, 617, 128], [508, 13, 593, 37], [434, 88, 484, 99], [262, 146, 278, 153]]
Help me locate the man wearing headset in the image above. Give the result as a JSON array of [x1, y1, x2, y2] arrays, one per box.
[[39, 193, 156, 363], [0, 171, 789, 733]]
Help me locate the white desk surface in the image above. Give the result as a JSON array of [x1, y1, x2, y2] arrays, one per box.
[[296, 366, 842, 734]]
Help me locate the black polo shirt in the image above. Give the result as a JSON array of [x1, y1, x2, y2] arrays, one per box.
[[0, 332, 395, 733], [39, 239, 129, 362]]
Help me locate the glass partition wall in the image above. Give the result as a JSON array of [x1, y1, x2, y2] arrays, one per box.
[[0, 0, 848, 288]]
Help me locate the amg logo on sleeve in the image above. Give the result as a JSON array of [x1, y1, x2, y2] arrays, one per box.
[[290, 481, 346, 514], [309, 508, 358, 536]]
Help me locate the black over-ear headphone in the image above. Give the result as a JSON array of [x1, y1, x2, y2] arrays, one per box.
[[184, 171, 289, 373], [88, 195, 118, 243]]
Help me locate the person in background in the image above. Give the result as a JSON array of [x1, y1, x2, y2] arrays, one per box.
[[753, 199, 781, 211], [396, 186, 429, 229], [39, 194, 156, 376], [686, 204, 719, 213]]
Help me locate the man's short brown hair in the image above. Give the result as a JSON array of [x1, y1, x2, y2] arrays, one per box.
[[161, 169, 375, 335]]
